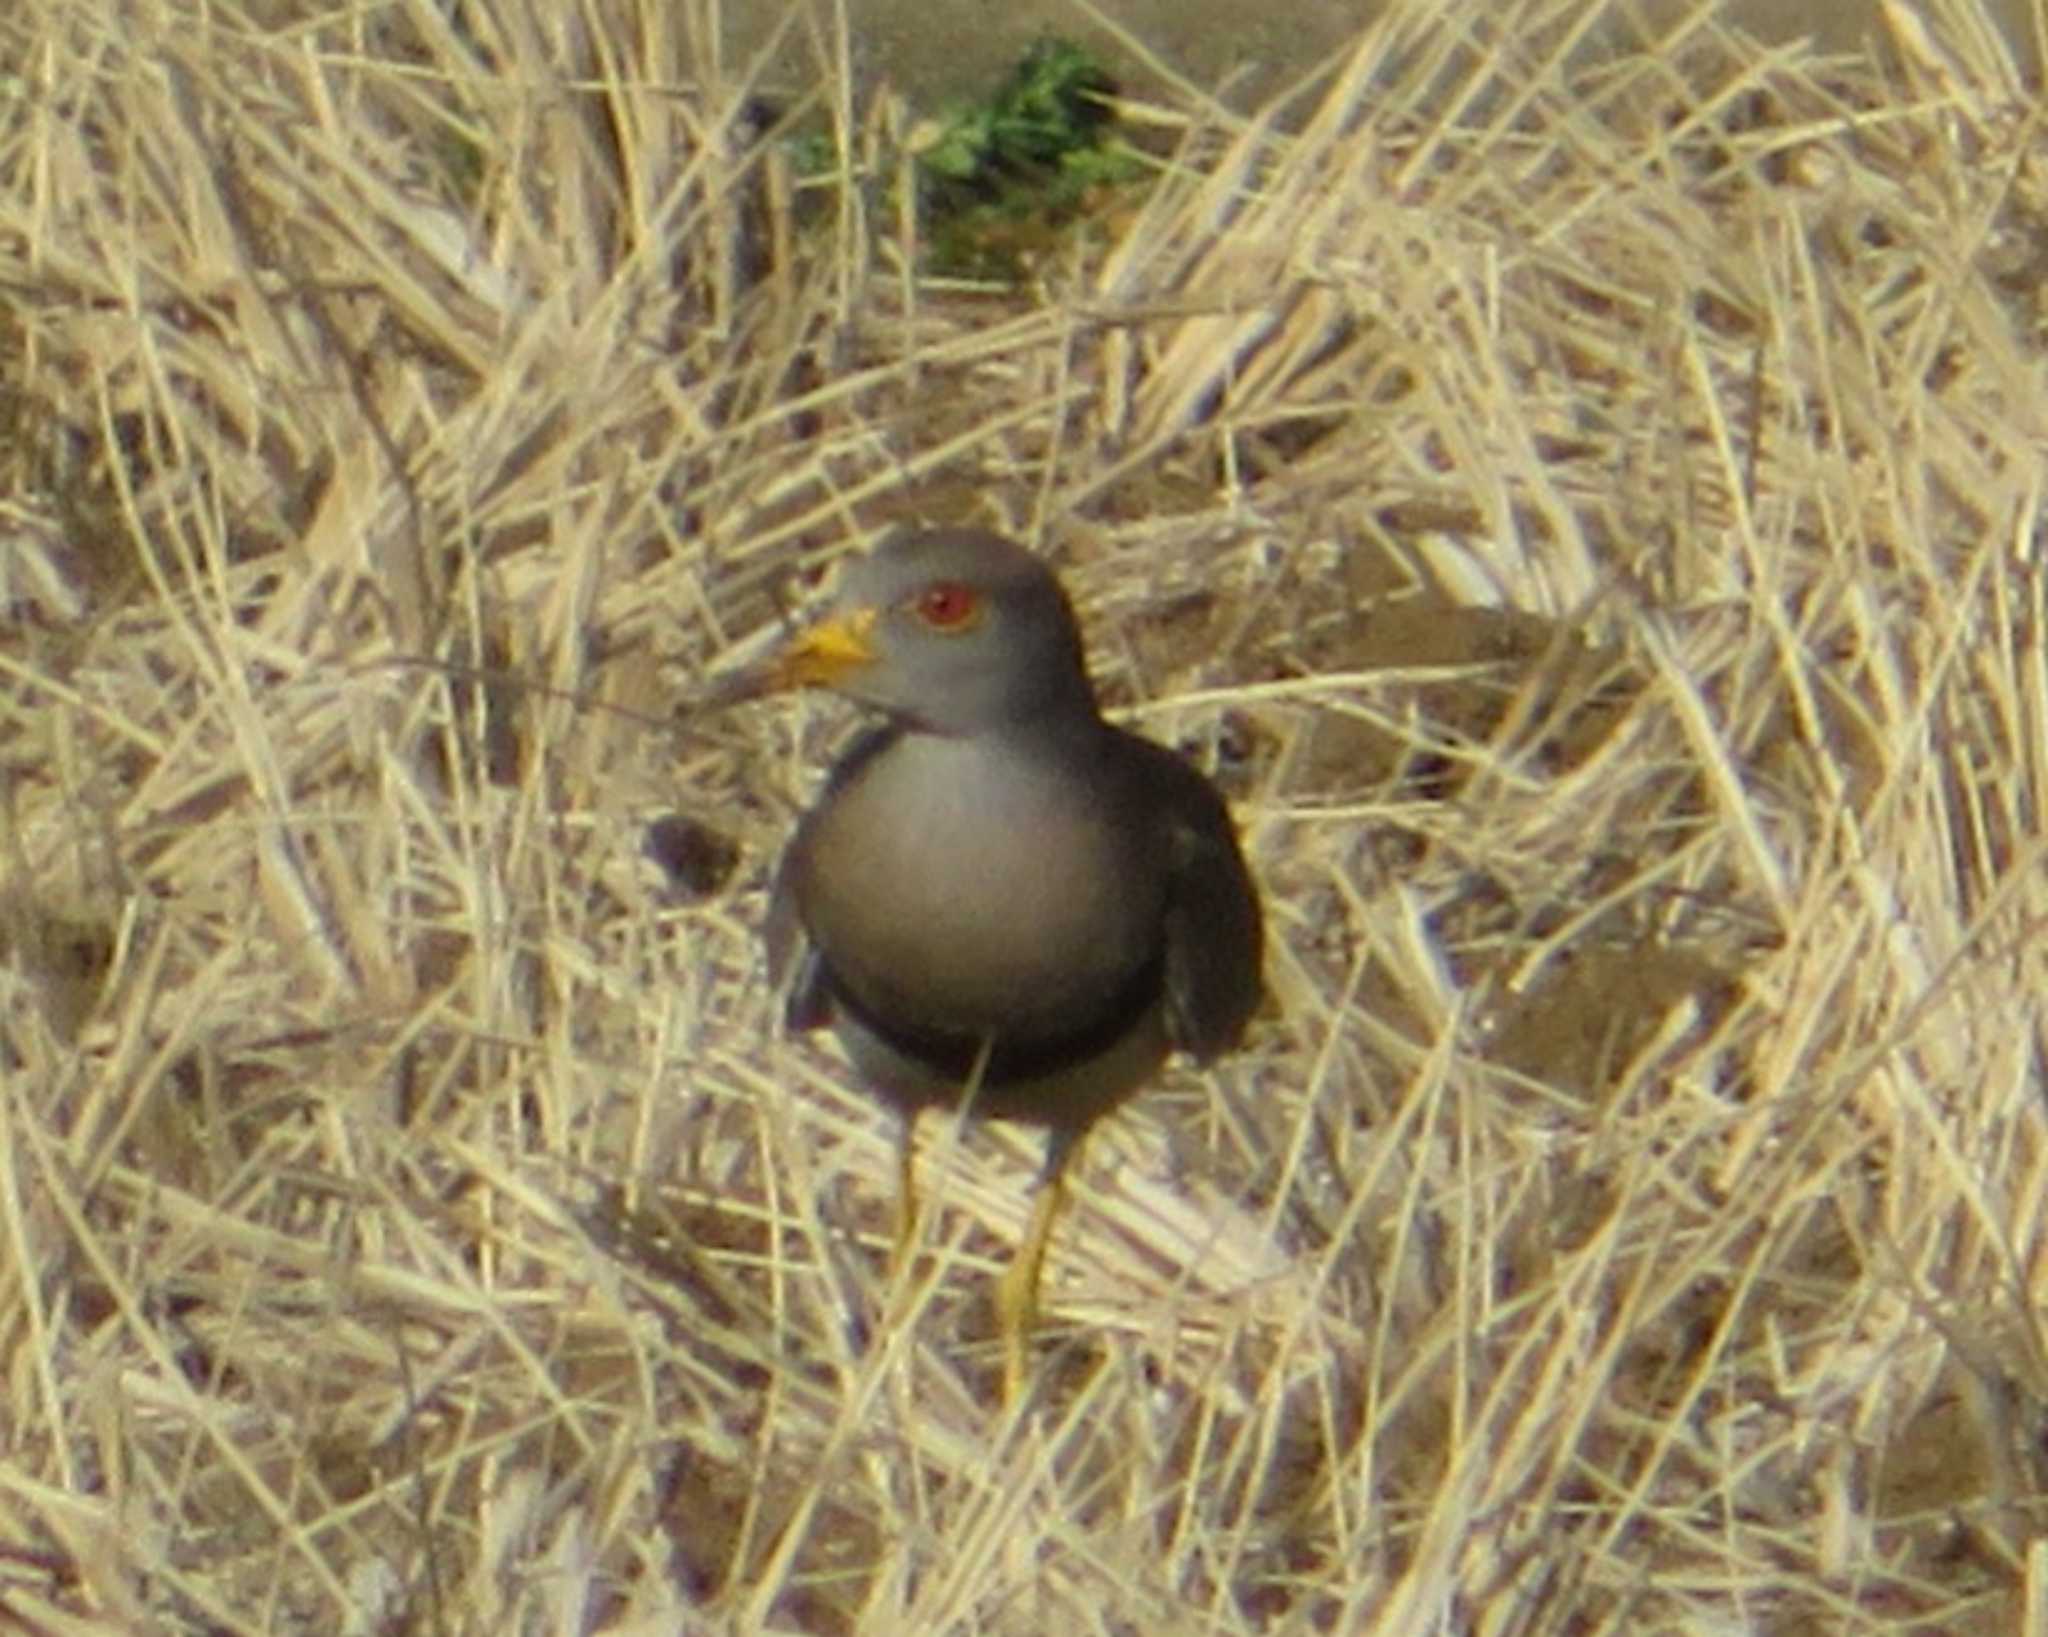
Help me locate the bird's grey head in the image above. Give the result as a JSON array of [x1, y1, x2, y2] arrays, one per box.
[[775, 529, 1099, 734]]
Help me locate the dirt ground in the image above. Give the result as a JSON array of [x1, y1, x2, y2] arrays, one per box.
[[721, 0, 2046, 113], [10, 0, 2048, 1628]]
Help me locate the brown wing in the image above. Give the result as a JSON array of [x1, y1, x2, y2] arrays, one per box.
[[1128, 739, 1263, 1062], [764, 853, 832, 1033]]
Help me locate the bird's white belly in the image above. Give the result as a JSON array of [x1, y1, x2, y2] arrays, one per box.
[[799, 734, 1163, 1035]]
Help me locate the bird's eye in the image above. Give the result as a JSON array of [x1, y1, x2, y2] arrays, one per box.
[[910, 581, 982, 630]]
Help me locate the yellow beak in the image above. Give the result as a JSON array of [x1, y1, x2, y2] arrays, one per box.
[[772, 607, 879, 688], [698, 607, 880, 711]]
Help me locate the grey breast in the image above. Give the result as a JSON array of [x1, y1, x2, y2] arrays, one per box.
[[790, 722, 1171, 1050]]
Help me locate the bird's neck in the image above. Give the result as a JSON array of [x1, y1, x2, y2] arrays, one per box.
[[860, 717, 1115, 807], [884, 667, 1104, 739], [892, 693, 1111, 753]]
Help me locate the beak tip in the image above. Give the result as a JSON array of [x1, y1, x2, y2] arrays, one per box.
[[691, 609, 877, 714]]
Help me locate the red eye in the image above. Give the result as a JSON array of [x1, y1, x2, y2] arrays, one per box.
[[912, 580, 982, 630]]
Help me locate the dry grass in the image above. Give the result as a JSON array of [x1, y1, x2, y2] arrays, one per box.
[[4, 0, 2048, 1629]]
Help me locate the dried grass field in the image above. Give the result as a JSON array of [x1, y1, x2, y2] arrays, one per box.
[[4, 0, 2048, 1630]]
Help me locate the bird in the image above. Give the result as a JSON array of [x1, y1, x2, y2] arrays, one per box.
[[720, 526, 1262, 1397]]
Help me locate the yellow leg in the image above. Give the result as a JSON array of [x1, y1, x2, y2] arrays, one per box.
[[888, 1111, 921, 1276], [994, 1129, 1080, 1403]]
